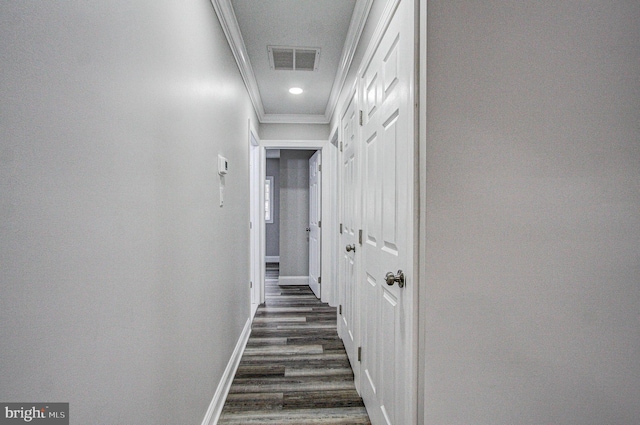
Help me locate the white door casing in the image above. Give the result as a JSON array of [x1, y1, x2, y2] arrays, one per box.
[[338, 91, 361, 388], [308, 150, 322, 298], [249, 128, 262, 318], [259, 140, 334, 302], [359, 0, 415, 424]]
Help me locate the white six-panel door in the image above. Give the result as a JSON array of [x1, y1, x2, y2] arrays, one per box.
[[349, 0, 415, 423], [308, 150, 322, 298], [338, 91, 361, 387]]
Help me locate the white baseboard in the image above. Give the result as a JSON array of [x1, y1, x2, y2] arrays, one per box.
[[278, 275, 309, 286], [201, 317, 252, 425], [265, 256, 280, 263]]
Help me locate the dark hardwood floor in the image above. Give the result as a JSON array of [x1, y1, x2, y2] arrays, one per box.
[[218, 264, 371, 425]]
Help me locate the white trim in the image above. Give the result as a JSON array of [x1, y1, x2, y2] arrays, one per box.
[[261, 139, 328, 150], [418, 0, 427, 422], [211, 0, 372, 124], [265, 256, 280, 263], [329, 124, 340, 148], [260, 113, 329, 124], [249, 121, 265, 310], [320, 141, 338, 307], [200, 317, 252, 425], [278, 276, 310, 286], [331, 78, 359, 136], [261, 140, 337, 307], [210, 0, 266, 121], [324, 0, 373, 121]]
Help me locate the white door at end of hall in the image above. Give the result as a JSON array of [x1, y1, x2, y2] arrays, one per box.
[[359, 0, 415, 424], [308, 150, 321, 298]]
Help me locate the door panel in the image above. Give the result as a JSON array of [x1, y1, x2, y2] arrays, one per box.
[[381, 114, 399, 254], [338, 92, 359, 384], [365, 132, 378, 245], [359, 0, 414, 424], [308, 150, 321, 298]]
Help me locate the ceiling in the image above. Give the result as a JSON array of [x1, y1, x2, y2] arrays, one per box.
[[212, 0, 372, 124]]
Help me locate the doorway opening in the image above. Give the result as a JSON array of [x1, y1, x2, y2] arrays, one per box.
[[264, 148, 321, 298]]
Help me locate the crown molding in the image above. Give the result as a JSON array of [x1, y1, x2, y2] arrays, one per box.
[[211, 0, 266, 121], [211, 0, 371, 125], [261, 114, 329, 124], [324, 0, 373, 122]]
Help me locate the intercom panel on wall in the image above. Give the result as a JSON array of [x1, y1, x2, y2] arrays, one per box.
[[218, 154, 228, 207], [218, 154, 228, 175]]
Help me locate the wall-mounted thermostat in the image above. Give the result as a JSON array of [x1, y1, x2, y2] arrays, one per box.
[[218, 155, 228, 175]]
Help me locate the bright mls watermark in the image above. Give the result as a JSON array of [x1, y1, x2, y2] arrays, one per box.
[[0, 404, 68, 425]]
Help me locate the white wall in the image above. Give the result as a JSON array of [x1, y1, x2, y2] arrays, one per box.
[[260, 123, 330, 140], [423, 1, 640, 424], [0, 2, 255, 424]]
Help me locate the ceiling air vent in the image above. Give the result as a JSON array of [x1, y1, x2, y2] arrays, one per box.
[[268, 46, 320, 71]]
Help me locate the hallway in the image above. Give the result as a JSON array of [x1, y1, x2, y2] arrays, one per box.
[[3, 1, 639, 424], [218, 265, 370, 424]]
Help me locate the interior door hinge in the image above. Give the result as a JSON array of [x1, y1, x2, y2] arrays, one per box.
[[250, 281, 253, 288], [340, 223, 343, 234], [318, 164, 322, 172], [318, 276, 321, 284], [358, 346, 362, 362], [340, 142, 343, 152], [250, 221, 252, 229], [318, 220, 321, 228], [339, 304, 342, 315], [359, 229, 363, 245], [359, 110, 363, 126]]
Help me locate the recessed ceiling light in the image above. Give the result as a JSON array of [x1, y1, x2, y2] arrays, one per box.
[[289, 87, 303, 95]]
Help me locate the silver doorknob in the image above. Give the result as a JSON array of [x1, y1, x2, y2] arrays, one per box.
[[346, 244, 356, 252], [385, 270, 405, 288]]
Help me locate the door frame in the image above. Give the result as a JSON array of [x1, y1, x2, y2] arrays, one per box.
[[248, 121, 264, 317], [258, 139, 338, 306], [417, 0, 426, 421]]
